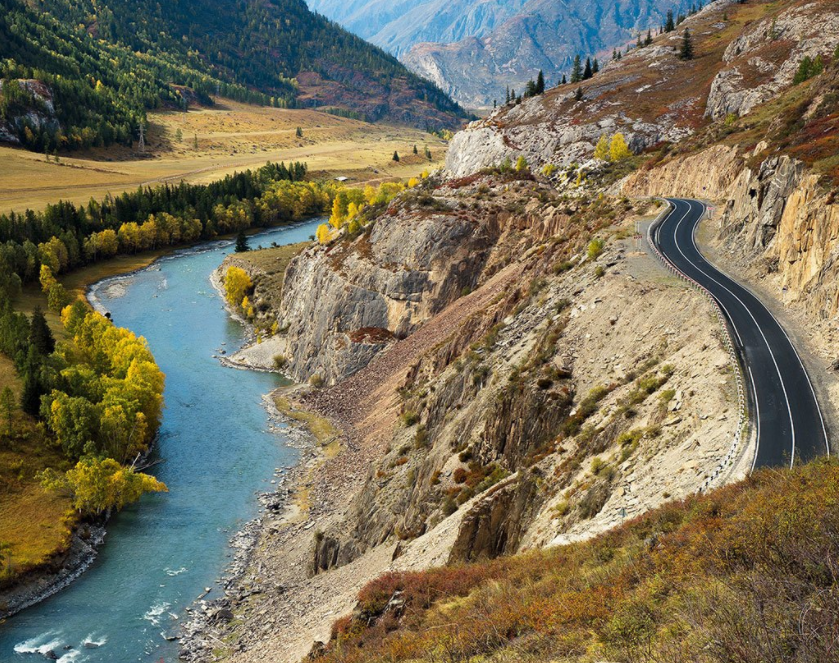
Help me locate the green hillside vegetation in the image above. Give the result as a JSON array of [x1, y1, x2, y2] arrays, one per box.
[[313, 459, 839, 663], [0, 0, 466, 153]]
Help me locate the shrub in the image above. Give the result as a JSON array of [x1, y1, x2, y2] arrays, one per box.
[[273, 354, 288, 369], [587, 238, 605, 260], [400, 411, 419, 427], [309, 373, 324, 388], [414, 425, 429, 448], [442, 496, 458, 515]]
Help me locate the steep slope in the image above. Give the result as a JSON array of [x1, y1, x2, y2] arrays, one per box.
[[446, 0, 839, 172], [308, 458, 839, 663], [402, 0, 694, 108], [307, 0, 528, 56], [308, 0, 696, 108], [0, 0, 467, 152], [184, 171, 744, 662]]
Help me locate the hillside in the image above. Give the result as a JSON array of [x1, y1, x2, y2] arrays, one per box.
[[0, 0, 468, 153], [181, 1, 839, 661], [307, 0, 697, 108], [309, 458, 839, 663]]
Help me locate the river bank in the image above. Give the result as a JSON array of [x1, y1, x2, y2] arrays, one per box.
[[1, 243, 231, 624], [1, 222, 320, 662]]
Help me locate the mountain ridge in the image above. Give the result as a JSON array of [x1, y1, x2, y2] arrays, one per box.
[[0, 0, 468, 152]]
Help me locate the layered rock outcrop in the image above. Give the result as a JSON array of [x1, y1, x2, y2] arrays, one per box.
[[275, 197, 500, 384]]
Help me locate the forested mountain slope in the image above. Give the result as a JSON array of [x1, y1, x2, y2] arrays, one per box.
[[0, 0, 467, 152]]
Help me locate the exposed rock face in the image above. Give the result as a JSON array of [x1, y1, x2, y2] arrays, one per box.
[[301, 176, 740, 578], [445, 93, 694, 177], [622, 145, 744, 200], [0, 79, 58, 145], [718, 158, 839, 320], [705, 4, 839, 120], [276, 197, 499, 384]]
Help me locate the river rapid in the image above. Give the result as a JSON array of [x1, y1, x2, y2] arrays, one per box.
[[0, 220, 322, 663]]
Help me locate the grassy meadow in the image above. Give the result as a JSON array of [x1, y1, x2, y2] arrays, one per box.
[[0, 100, 448, 216]]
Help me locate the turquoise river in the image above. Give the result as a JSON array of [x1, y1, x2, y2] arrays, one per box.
[[0, 219, 323, 662]]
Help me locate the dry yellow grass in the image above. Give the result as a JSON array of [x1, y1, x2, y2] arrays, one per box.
[[0, 99, 447, 215], [0, 358, 76, 579], [0, 481, 74, 577]]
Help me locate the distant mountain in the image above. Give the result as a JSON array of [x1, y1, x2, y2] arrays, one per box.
[[307, 0, 695, 108], [306, 0, 530, 57], [0, 0, 467, 152]]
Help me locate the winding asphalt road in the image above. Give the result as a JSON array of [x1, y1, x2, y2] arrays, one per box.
[[651, 198, 829, 469]]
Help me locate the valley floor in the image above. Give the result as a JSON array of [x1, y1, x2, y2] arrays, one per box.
[[0, 100, 446, 215]]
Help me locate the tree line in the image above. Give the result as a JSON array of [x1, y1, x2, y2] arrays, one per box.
[[0, 161, 333, 305]]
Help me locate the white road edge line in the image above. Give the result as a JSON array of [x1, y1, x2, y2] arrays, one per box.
[[648, 200, 750, 482], [670, 198, 796, 468], [689, 201, 830, 458]]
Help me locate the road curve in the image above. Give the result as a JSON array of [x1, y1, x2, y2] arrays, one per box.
[[651, 198, 829, 469]]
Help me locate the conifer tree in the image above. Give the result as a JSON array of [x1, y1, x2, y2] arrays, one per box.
[[645, 30, 653, 46], [592, 58, 599, 74], [235, 229, 250, 253], [29, 307, 54, 356], [665, 10, 675, 32], [392, 151, 400, 162], [561, 74, 567, 85], [583, 57, 593, 80], [535, 70, 545, 94], [679, 28, 694, 60], [570, 55, 583, 83], [21, 370, 41, 417]]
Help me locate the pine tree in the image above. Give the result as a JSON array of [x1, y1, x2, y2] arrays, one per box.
[[574, 87, 584, 101], [679, 28, 694, 60], [592, 58, 599, 74], [505, 86, 510, 104], [570, 55, 583, 83], [645, 30, 653, 46], [425, 145, 432, 160], [612, 48, 618, 61], [296, 126, 303, 137], [561, 74, 567, 85], [583, 57, 593, 80], [535, 70, 545, 94], [392, 151, 400, 162], [524, 80, 537, 97], [235, 229, 250, 253], [29, 307, 54, 355], [20, 370, 41, 417], [665, 10, 675, 32]]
